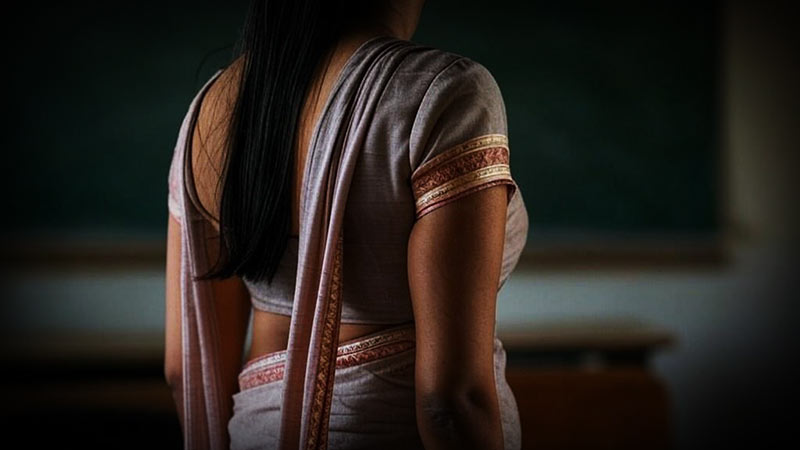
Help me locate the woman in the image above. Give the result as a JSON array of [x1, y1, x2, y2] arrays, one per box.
[[164, 1, 528, 449]]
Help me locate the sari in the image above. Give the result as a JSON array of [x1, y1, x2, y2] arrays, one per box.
[[167, 35, 528, 450]]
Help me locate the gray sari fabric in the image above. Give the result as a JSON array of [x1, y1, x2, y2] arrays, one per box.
[[167, 35, 528, 450], [228, 323, 522, 450]]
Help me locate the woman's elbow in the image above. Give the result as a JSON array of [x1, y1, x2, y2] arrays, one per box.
[[416, 385, 504, 449], [164, 358, 186, 431], [164, 359, 183, 391], [419, 385, 500, 422]]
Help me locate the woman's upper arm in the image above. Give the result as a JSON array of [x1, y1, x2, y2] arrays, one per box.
[[165, 127, 186, 382], [165, 212, 183, 383], [407, 58, 517, 398], [408, 184, 508, 397]]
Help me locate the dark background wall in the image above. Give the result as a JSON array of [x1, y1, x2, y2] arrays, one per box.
[[5, 0, 720, 242]]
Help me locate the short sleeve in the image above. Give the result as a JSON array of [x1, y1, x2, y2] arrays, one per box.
[[409, 57, 517, 220], [167, 136, 184, 223], [166, 68, 226, 226]]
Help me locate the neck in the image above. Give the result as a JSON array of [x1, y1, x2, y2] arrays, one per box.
[[346, 0, 426, 41]]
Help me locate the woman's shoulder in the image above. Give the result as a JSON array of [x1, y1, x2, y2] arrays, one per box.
[[402, 43, 511, 203], [385, 41, 506, 131], [393, 39, 499, 87], [380, 40, 505, 130]]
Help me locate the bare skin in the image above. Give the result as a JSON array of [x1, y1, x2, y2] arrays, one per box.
[[166, 1, 506, 448]]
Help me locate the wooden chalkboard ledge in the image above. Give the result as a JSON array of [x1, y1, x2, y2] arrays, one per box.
[[499, 318, 676, 368], [0, 234, 726, 272]]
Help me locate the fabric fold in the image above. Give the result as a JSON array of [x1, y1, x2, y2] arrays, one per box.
[[278, 36, 414, 450]]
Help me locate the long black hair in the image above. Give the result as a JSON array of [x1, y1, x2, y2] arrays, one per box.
[[194, 0, 378, 284]]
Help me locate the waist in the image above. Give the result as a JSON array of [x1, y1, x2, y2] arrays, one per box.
[[238, 321, 416, 391], [249, 307, 412, 356]]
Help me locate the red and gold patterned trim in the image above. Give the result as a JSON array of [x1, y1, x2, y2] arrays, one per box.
[[306, 232, 344, 450], [237, 323, 416, 391], [411, 134, 517, 219]]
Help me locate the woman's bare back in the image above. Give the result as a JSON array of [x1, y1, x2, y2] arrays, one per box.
[[189, 34, 403, 360]]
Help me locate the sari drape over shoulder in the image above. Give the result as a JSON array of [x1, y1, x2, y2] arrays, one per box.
[[167, 35, 528, 450]]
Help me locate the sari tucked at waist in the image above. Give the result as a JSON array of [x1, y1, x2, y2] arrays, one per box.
[[228, 322, 521, 450], [167, 35, 528, 449]]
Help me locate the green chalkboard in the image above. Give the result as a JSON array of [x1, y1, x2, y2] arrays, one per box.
[[6, 0, 719, 242], [414, 1, 720, 237], [6, 1, 247, 239]]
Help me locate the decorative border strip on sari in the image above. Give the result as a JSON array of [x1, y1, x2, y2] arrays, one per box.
[[238, 324, 416, 392], [307, 232, 344, 450], [411, 134, 517, 219]]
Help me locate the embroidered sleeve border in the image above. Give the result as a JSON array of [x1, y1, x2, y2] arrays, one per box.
[[411, 134, 517, 219]]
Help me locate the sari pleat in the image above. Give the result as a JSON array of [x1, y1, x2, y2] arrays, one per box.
[[279, 36, 415, 450]]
